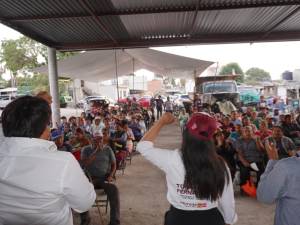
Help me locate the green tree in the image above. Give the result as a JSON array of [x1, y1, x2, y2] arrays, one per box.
[[245, 67, 271, 83], [39, 45, 77, 64], [16, 73, 49, 94], [0, 36, 76, 90], [219, 62, 244, 83]]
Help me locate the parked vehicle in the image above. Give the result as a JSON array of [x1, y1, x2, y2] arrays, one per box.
[[174, 94, 192, 108], [60, 95, 73, 108], [138, 96, 152, 108], [238, 86, 260, 106], [84, 96, 110, 116], [196, 75, 240, 107], [0, 95, 17, 109]]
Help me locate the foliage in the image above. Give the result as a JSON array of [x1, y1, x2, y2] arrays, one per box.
[[16, 73, 49, 94], [219, 62, 244, 83], [245, 67, 271, 83], [16, 74, 71, 96], [39, 45, 77, 64], [0, 37, 42, 76], [0, 36, 76, 92]]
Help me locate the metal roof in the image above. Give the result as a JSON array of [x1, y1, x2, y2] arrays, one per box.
[[1, 0, 300, 50]]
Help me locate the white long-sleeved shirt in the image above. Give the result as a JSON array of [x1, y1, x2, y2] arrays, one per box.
[[0, 137, 96, 225], [137, 141, 237, 224]]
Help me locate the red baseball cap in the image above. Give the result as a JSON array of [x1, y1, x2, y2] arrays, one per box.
[[186, 112, 220, 141]]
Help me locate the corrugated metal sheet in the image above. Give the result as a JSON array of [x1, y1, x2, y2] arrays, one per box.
[[110, 0, 197, 10], [119, 12, 195, 38], [16, 17, 110, 43], [274, 9, 300, 32], [193, 5, 298, 34], [0, 0, 85, 17], [1, 0, 300, 50]]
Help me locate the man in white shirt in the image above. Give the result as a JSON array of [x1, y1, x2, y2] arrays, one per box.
[[91, 116, 104, 137], [0, 96, 96, 225]]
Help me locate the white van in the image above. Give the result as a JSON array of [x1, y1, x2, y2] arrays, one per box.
[[0, 95, 16, 109]]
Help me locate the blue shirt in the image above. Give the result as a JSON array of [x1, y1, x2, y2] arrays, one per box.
[[257, 157, 300, 225]]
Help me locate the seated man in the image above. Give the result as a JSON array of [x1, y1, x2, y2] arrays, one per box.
[[110, 121, 127, 152], [264, 126, 296, 159], [51, 129, 72, 152], [281, 114, 300, 146], [236, 126, 265, 189], [0, 96, 95, 225], [81, 135, 120, 225]]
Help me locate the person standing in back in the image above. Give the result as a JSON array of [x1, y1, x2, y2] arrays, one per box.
[[155, 95, 164, 119], [137, 112, 237, 225], [0, 96, 96, 225]]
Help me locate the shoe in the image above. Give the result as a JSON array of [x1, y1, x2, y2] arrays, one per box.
[[80, 216, 91, 225]]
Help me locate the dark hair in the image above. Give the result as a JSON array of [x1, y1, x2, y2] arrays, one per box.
[[2, 96, 51, 138], [272, 125, 282, 130], [75, 127, 84, 134], [181, 130, 229, 201], [121, 119, 128, 126]]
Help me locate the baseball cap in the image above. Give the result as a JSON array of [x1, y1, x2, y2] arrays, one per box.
[[51, 129, 63, 141], [186, 112, 220, 141]]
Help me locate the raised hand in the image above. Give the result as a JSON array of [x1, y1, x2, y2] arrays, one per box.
[[159, 112, 175, 126], [265, 141, 279, 160]]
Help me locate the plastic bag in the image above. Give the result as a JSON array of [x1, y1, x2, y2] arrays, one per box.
[[241, 180, 257, 198]]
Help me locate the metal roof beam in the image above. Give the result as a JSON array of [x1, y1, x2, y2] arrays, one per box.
[[0, 19, 56, 47], [262, 5, 300, 38], [4, 0, 300, 22], [78, 0, 118, 45], [54, 31, 300, 51]]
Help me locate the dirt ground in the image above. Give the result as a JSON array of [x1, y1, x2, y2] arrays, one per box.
[[74, 121, 275, 225]]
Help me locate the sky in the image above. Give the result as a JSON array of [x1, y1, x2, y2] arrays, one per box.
[[1, 23, 300, 80]]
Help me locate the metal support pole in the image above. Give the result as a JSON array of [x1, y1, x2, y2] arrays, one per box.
[[114, 50, 120, 101], [47, 47, 61, 128], [132, 58, 135, 90]]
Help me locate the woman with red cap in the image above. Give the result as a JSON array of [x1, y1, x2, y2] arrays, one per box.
[[137, 112, 237, 225]]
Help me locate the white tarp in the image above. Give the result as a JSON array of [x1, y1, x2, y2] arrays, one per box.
[[34, 48, 214, 82]]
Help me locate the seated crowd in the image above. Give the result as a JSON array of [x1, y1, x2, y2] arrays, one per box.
[[194, 104, 299, 195], [1, 93, 300, 225], [49, 103, 152, 225]]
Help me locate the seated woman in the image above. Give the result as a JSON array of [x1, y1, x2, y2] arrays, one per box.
[[122, 120, 135, 153], [178, 109, 189, 133], [129, 116, 143, 141], [214, 130, 236, 179], [71, 127, 91, 161], [255, 120, 272, 141]]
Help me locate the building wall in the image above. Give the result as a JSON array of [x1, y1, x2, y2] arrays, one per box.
[[147, 79, 163, 95], [98, 85, 129, 100], [263, 86, 277, 97], [125, 75, 147, 90], [293, 69, 300, 81]]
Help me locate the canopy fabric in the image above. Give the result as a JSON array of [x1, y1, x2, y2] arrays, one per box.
[[34, 48, 214, 82]]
